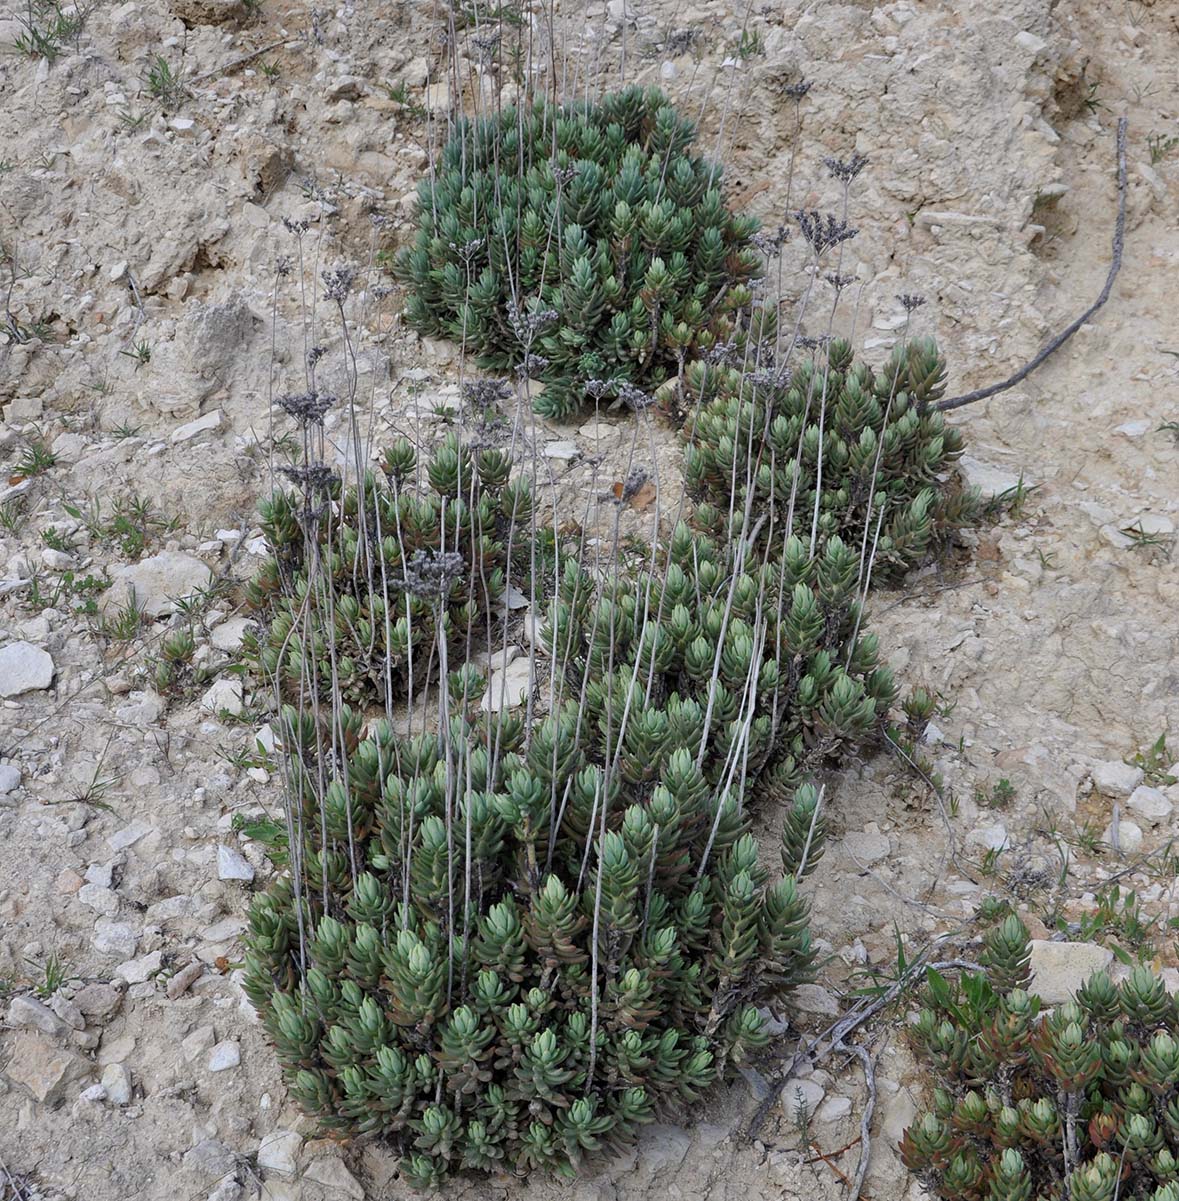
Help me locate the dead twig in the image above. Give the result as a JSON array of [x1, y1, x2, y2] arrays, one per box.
[[189, 38, 287, 85], [935, 117, 1127, 413], [839, 1040, 877, 1201], [748, 947, 983, 1139]]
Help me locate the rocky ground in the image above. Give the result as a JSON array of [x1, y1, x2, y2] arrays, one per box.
[[0, 0, 1177, 1198]]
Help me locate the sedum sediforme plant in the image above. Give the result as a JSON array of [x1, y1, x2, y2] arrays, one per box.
[[244, 682, 826, 1183], [394, 85, 765, 421], [241, 433, 528, 707], [672, 336, 981, 579], [903, 915, 1179, 1201], [546, 521, 897, 807]]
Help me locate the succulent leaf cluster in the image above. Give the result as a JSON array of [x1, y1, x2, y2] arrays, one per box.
[[904, 916, 1179, 1201], [244, 645, 825, 1182], [394, 86, 764, 420], [545, 521, 897, 804], [673, 337, 981, 577], [241, 434, 526, 706]]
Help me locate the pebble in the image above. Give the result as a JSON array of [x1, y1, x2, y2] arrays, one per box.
[[6, 1032, 84, 1102], [182, 1024, 216, 1063], [208, 1040, 241, 1071], [8, 994, 71, 1037], [218, 844, 255, 882], [817, 1095, 853, 1123], [257, 1129, 303, 1178], [107, 818, 155, 851], [167, 960, 205, 999], [202, 678, 245, 716], [0, 641, 55, 696], [968, 822, 1009, 851], [543, 440, 580, 461], [104, 551, 212, 618], [1127, 784, 1173, 825], [74, 982, 124, 1020], [480, 656, 533, 713], [210, 617, 256, 651], [0, 762, 20, 794], [101, 1062, 133, 1105], [842, 824, 890, 865], [781, 1076, 826, 1120], [1091, 760, 1143, 798], [116, 949, 162, 985], [957, 456, 1029, 499], [1029, 940, 1113, 1003], [303, 1159, 363, 1199], [171, 410, 222, 443], [183, 1138, 238, 1181], [93, 920, 139, 959], [791, 983, 841, 1016], [1105, 817, 1144, 854]]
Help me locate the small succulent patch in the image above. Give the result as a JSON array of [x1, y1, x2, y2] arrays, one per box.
[[244, 688, 824, 1183], [903, 915, 1179, 1201], [241, 434, 528, 706], [394, 85, 765, 421], [672, 337, 980, 578]]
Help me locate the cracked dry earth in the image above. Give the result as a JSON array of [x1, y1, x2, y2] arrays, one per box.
[[0, 0, 1177, 1198]]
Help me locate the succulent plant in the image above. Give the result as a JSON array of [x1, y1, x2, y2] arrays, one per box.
[[544, 521, 896, 805], [241, 434, 526, 707], [393, 86, 765, 421], [671, 337, 980, 578], [903, 916, 1179, 1201], [244, 679, 825, 1181]]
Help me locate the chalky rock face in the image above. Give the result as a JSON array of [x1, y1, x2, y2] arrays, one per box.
[[676, 337, 980, 579], [394, 85, 765, 421], [903, 917, 1179, 1201]]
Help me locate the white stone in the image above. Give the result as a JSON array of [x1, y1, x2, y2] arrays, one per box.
[[116, 949, 162, 985], [543, 440, 580, 461], [0, 641, 54, 696], [104, 551, 212, 618], [181, 1024, 215, 1063], [1014, 29, 1048, 54], [1115, 420, 1151, 437], [968, 822, 1009, 851], [202, 678, 244, 716], [78, 883, 120, 915], [208, 1040, 241, 1072], [1105, 817, 1143, 854], [93, 920, 139, 958], [210, 617, 256, 651], [817, 1095, 853, 1123], [957, 456, 1029, 500], [171, 410, 222, 443], [303, 1158, 363, 1199], [0, 763, 21, 794], [257, 1129, 303, 1178], [101, 1062, 132, 1105], [8, 995, 71, 1037], [218, 844, 255, 882], [1091, 760, 1143, 798], [842, 824, 890, 865], [481, 656, 533, 713], [107, 818, 154, 851], [1028, 940, 1113, 1003], [792, 984, 840, 1016], [1127, 785, 1172, 825], [781, 1076, 826, 1119]]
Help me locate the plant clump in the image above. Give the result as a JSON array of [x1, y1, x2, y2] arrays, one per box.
[[243, 678, 825, 1184], [241, 434, 529, 707], [394, 85, 766, 421], [903, 915, 1179, 1201], [547, 522, 897, 804], [672, 337, 981, 578]]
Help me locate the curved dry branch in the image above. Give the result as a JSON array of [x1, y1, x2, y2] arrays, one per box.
[[935, 116, 1128, 414]]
